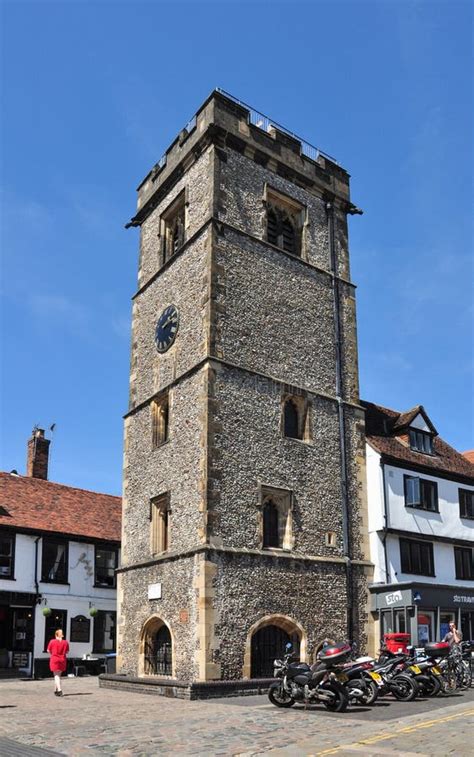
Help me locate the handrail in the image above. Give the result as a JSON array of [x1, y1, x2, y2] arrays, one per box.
[[151, 88, 339, 180], [216, 87, 338, 165]]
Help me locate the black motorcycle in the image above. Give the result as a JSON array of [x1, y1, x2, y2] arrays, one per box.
[[268, 643, 350, 712], [370, 655, 419, 701]]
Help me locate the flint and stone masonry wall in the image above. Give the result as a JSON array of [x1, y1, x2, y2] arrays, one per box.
[[117, 91, 372, 686]]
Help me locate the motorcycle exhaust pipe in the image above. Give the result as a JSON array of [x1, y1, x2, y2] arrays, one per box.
[[317, 691, 335, 702]]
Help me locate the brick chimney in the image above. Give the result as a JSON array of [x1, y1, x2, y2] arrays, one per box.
[[26, 427, 50, 480]]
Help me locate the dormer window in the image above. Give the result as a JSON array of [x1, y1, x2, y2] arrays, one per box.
[[409, 428, 433, 454]]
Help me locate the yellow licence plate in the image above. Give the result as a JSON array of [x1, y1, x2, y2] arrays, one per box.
[[369, 672, 382, 682], [410, 665, 421, 674]]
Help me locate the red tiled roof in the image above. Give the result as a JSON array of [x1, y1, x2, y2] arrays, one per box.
[[0, 472, 121, 542], [463, 450, 474, 464], [362, 401, 474, 481]]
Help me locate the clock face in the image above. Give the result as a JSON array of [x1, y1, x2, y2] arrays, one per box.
[[155, 305, 179, 353]]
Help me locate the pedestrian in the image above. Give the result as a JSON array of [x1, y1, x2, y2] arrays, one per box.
[[47, 628, 69, 696], [443, 621, 463, 647]]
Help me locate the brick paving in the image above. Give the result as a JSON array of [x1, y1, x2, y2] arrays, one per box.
[[0, 677, 472, 755]]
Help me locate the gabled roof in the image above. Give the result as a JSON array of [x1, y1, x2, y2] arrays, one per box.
[[0, 472, 121, 543], [362, 401, 474, 481], [392, 405, 437, 435]]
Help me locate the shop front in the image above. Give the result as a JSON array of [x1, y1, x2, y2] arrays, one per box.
[[371, 584, 474, 647], [0, 591, 38, 675]]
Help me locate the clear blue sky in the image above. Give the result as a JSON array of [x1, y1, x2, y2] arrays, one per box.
[[1, 0, 472, 495]]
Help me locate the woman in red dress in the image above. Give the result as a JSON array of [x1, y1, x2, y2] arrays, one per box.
[[47, 628, 70, 696]]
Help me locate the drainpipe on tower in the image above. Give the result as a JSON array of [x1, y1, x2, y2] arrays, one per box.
[[325, 199, 354, 643]]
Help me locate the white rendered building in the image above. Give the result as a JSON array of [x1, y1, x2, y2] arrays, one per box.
[[363, 402, 474, 648], [0, 429, 121, 677]]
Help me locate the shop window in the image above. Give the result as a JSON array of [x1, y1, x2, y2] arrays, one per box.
[[409, 428, 433, 454], [417, 610, 435, 645], [260, 486, 293, 550], [94, 546, 118, 588], [265, 188, 304, 257], [440, 611, 456, 640], [394, 609, 406, 633], [151, 392, 169, 448], [281, 394, 311, 441], [459, 489, 474, 519], [150, 493, 170, 554], [92, 610, 116, 654], [454, 547, 474, 580], [0, 532, 15, 578], [41, 539, 68, 583], [404, 476, 438, 512], [161, 192, 185, 263], [43, 609, 67, 652], [400, 538, 435, 576]]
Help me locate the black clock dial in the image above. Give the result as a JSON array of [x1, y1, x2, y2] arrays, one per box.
[[155, 305, 179, 353]]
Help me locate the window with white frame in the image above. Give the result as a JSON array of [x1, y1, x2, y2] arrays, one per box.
[[404, 475, 438, 512]]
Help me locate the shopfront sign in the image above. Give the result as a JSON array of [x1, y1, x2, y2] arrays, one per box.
[[385, 591, 402, 606], [453, 594, 474, 605]]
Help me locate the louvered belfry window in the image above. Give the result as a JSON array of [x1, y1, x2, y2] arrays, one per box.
[[265, 189, 303, 256]]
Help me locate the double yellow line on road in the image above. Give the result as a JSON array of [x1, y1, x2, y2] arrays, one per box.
[[314, 708, 474, 755]]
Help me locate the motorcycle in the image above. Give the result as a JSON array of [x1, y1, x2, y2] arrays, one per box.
[[378, 646, 438, 697], [268, 642, 350, 712], [369, 654, 419, 701], [338, 657, 380, 706]]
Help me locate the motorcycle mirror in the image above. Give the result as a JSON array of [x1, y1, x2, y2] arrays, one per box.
[[285, 643, 292, 651]]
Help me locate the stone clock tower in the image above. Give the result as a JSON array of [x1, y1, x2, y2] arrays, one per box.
[[115, 90, 373, 693]]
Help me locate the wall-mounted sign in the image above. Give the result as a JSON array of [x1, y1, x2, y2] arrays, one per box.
[[385, 591, 402, 606], [453, 594, 474, 605], [148, 583, 162, 600], [12, 652, 29, 668], [70, 615, 91, 643]]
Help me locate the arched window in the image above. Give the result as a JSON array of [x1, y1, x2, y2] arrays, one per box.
[[283, 399, 299, 439], [144, 622, 172, 676], [263, 500, 279, 548], [265, 191, 303, 256]]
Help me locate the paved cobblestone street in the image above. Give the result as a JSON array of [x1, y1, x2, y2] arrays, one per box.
[[0, 678, 472, 756]]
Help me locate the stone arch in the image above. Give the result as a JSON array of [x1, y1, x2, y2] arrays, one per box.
[[243, 613, 307, 679], [138, 615, 175, 678]]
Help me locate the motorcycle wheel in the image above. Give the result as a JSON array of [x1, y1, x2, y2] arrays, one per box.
[[268, 683, 295, 708], [321, 682, 349, 712], [348, 678, 378, 706], [360, 679, 379, 706], [391, 675, 418, 702], [422, 674, 441, 697]]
